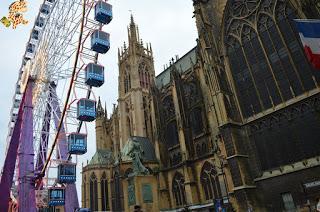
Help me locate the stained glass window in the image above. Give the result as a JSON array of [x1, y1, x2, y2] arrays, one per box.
[[172, 172, 187, 206], [200, 162, 222, 201]]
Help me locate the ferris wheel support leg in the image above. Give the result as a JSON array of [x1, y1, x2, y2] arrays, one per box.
[[0, 86, 25, 212], [17, 78, 36, 211], [51, 86, 79, 210]]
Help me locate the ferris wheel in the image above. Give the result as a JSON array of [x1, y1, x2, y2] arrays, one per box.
[[0, 0, 113, 211]]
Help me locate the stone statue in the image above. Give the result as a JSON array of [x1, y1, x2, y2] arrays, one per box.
[[123, 137, 150, 175]]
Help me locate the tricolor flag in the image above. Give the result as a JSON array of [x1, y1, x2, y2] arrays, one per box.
[[295, 19, 320, 70]]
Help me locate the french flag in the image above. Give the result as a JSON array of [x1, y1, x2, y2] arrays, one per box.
[[295, 19, 320, 70]]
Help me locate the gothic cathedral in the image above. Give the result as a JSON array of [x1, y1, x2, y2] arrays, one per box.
[[82, 1, 320, 211]]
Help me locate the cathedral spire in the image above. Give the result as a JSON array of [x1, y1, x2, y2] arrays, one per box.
[[128, 14, 139, 46], [97, 96, 104, 117], [130, 14, 135, 25]]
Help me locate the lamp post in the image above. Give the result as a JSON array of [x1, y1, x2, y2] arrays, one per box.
[[217, 149, 231, 211]]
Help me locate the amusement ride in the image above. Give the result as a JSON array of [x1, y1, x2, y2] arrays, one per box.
[[0, 0, 113, 211]]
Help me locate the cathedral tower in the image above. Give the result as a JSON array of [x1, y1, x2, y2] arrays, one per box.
[[95, 97, 112, 150], [118, 16, 155, 149]]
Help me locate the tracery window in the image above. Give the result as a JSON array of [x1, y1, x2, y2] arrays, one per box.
[[166, 120, 179, 148], [183, 81, 200, 107], [124, 65, 131, 93], [163, 95, 179, 148], [172, 172, 187, 206], [224, 0, 320, 118], [112, 172, 123, 211], [163, 95, 175, 120], [101, 172, 109, 211], [189, 107, 204, 137], [200, 162, 222, 200], [90, 172, 98, 211], [139, 62, 151, 89]]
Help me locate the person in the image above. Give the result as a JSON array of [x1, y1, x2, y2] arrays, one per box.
[[247, 201, 253, 212], [316, 198, 320, 212]]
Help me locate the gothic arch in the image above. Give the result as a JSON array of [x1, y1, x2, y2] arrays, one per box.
[[112, 171, 123, 211], [200, 162, 222, 201], [189, 107, 204, 137], [162, 95, 175, 120], [90, 172, 98, 211], [139, 62, 151, 88], [101, 172, 109, 211], [223, 0, 320, 119], [172, 172, 187, 206], [124, 65, 131, 93]]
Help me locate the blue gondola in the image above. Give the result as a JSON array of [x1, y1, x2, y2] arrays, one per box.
[[27, 43, 35, 53], [68, 133, 87, 155], [77, 99, 96, 122], [94, 1, 113, 24], [57, 164, 76, 184], [48, 188, 65, 206], [85, 63, 104, 87], [41, 4, 50, 15], [32, 30, 39, 40], [91, 30, 110, 54], [35, 16, 45, 28]]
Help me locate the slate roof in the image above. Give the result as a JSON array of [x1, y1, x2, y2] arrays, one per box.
[[155, 47, 197, 89], [89, 149, 114, 165]]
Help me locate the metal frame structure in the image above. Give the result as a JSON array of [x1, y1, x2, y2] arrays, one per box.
[[0, 0, 111, 210]]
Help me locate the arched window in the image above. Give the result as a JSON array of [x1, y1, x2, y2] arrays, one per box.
[[90, 173, 98, 211], [124, 65, 131, 94], [189, 107, 204, 137], [112, 172, 123, 211], [275, 2, 320, 86], [224, 0, 320, 118], [166, 120, 179, 148], [163, 95, 175, 120], [101, 172, 109, 211], [200, 162, 222, 201], [139, 62, 151, 88], [172, 172, 187, 206], [183, 81, 201, 107]]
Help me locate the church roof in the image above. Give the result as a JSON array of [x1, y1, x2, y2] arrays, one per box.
[[155, 47, 197, 89], [89, 149, 114, 165]]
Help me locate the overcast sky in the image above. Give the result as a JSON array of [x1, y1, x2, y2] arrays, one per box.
[[0, 0, 197, 204]]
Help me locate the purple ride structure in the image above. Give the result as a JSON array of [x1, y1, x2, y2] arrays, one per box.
[[0, 0, 113, 211]]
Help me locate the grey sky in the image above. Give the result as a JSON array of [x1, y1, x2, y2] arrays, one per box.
[[0, 0, 197, 204]]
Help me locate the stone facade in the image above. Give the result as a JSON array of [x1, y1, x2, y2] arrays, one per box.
[[82, 1, 320, 211]]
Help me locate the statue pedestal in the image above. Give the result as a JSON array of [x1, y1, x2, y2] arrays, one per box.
[[123, 174, 159, 212]]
